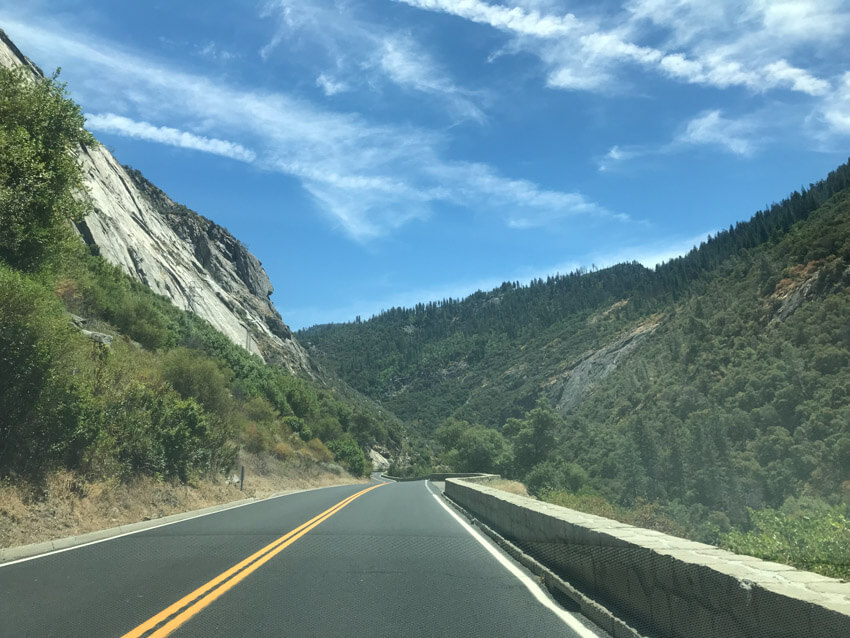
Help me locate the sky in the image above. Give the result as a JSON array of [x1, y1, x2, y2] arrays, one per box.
[[1, 1, 849, 329]]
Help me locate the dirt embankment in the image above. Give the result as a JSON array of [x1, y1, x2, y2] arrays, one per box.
[[0, 452, 361, 549]]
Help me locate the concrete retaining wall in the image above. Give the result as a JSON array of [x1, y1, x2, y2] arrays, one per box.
[[446, 477, 850, 638], [380, 472, 493, 482]]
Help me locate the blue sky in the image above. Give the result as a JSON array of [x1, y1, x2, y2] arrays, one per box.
[[2, 1, 849, 329]]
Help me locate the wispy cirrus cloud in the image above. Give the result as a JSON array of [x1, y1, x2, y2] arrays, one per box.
[[259, 0, 485, 122], [315, 72, 347, 96], [0, 17, 612, 241], [85, 113, 256, 162], [818, 72, 850, 136], [598, 145, 645, 172], [599, 108, 762, 171], [397, 0, 850, 153], [397, 0, 837, 96], [675, 110, 757, 156], [377, 35, 486, 122]]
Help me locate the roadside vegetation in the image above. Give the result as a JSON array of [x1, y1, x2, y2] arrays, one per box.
[[0, 66, 392, 537]]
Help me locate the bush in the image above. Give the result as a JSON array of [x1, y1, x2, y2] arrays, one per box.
[[306, 438, 334, 463], [160, 348, 233, 416], [525, 460, 588, 497], [96, 382, 228, 481], [0, 265, 86, 476], [71, 258, 173, 350], [282, 416, 313, 441], [0, 67, 93, 270], [327, 437, 368, 476], [242, 396, 279, 424], [721, 505, 850, 579], [454, 426, 512, 475], [272, 441, 295, 461], [241, 422, 270, 455]]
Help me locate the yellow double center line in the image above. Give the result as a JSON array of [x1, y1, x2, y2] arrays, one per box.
[[122, 483, 384, 638]]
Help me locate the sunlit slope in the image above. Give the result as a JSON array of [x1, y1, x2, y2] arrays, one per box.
[[301, 161, 850, 524], [300, 160, 850, 436]]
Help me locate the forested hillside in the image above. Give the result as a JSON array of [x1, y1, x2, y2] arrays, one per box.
[[301, 160, 850, 574], [301, 160, 849, 434], [0, 66, 400, 492]]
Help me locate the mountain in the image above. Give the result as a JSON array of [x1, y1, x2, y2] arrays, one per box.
[[1, 30, 406, 491], [301, 162, 850, 431], [0, 29, 314, 377], [301, 160, 850, 537]]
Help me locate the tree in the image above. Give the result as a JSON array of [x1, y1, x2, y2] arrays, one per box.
[[510, 398, 561, 476], [160, 348, 233, 416], [435, 417, 469, 450], [525, 460, 588, 497], [0, 67, 93, 270], [327, 437, 369, 476], [454, 427, 512, 475]]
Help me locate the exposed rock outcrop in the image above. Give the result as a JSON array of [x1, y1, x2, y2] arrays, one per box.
[[547, 319, 660, 414], [0, 29, 315, 377], [369, 448, 390, 471], [68, 314, 114, 347]]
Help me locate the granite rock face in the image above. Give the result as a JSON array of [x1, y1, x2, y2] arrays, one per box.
[[549, 318, 660, 414], [0, 29, 315, 377]]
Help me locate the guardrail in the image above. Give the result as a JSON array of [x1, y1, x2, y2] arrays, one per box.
[[446, 476, 850, 638]]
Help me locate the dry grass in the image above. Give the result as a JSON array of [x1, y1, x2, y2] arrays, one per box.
[[0, 452, 362, 549], [485, 479, 531, 497]]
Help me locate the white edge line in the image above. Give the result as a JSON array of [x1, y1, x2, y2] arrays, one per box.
[[0, 482, 366, 568], [425, 481, 601, 638]]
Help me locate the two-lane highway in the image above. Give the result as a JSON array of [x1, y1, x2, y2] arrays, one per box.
[[0, 478, 606, 637]]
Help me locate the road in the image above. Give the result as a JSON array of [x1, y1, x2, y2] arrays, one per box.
[[0, 477, 606, 637]]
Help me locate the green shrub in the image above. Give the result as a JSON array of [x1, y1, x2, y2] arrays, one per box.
[[0, 265, 87, 476], [0, 67, 93, 270], [721, 505, 850, 579], [327, 437, 368, 476], [282, 416, 313, 441], [525, 460, 588, 497], [306, 438, 334, 462], [241, 396, 279, 424], [160, 347, 233, 416], [454, 426, 512, 475], [65, 256, 174, 350], [241, 422, 270, 455]]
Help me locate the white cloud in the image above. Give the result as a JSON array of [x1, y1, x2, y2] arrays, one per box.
[[598, 145, 646, 171], [260, 0, 484, 122], [197, 41, 237, 62], [398, 0, 839, 98], [399, 0, 579, 37], [0, 18, 611, 241], [85, 113, 256, 162], [676, 110, 756, 155], [434, 161, 613, 228], [377, 36, 485, 122], [602, 109, 759, 169], [590, 231, 713, 269], [819, 72, 850, 136], [600, 107, 768, 170], [316, 72, 347, 96]]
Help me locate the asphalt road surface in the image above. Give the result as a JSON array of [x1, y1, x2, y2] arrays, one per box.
[[0, 477, 607, 637]]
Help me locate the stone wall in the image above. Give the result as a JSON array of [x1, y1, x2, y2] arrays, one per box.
[[446, 476, 850, 638]]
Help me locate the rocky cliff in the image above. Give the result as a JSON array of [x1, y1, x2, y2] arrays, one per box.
[[546, 318, 660, 414], [0, 29, 316, 377]]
